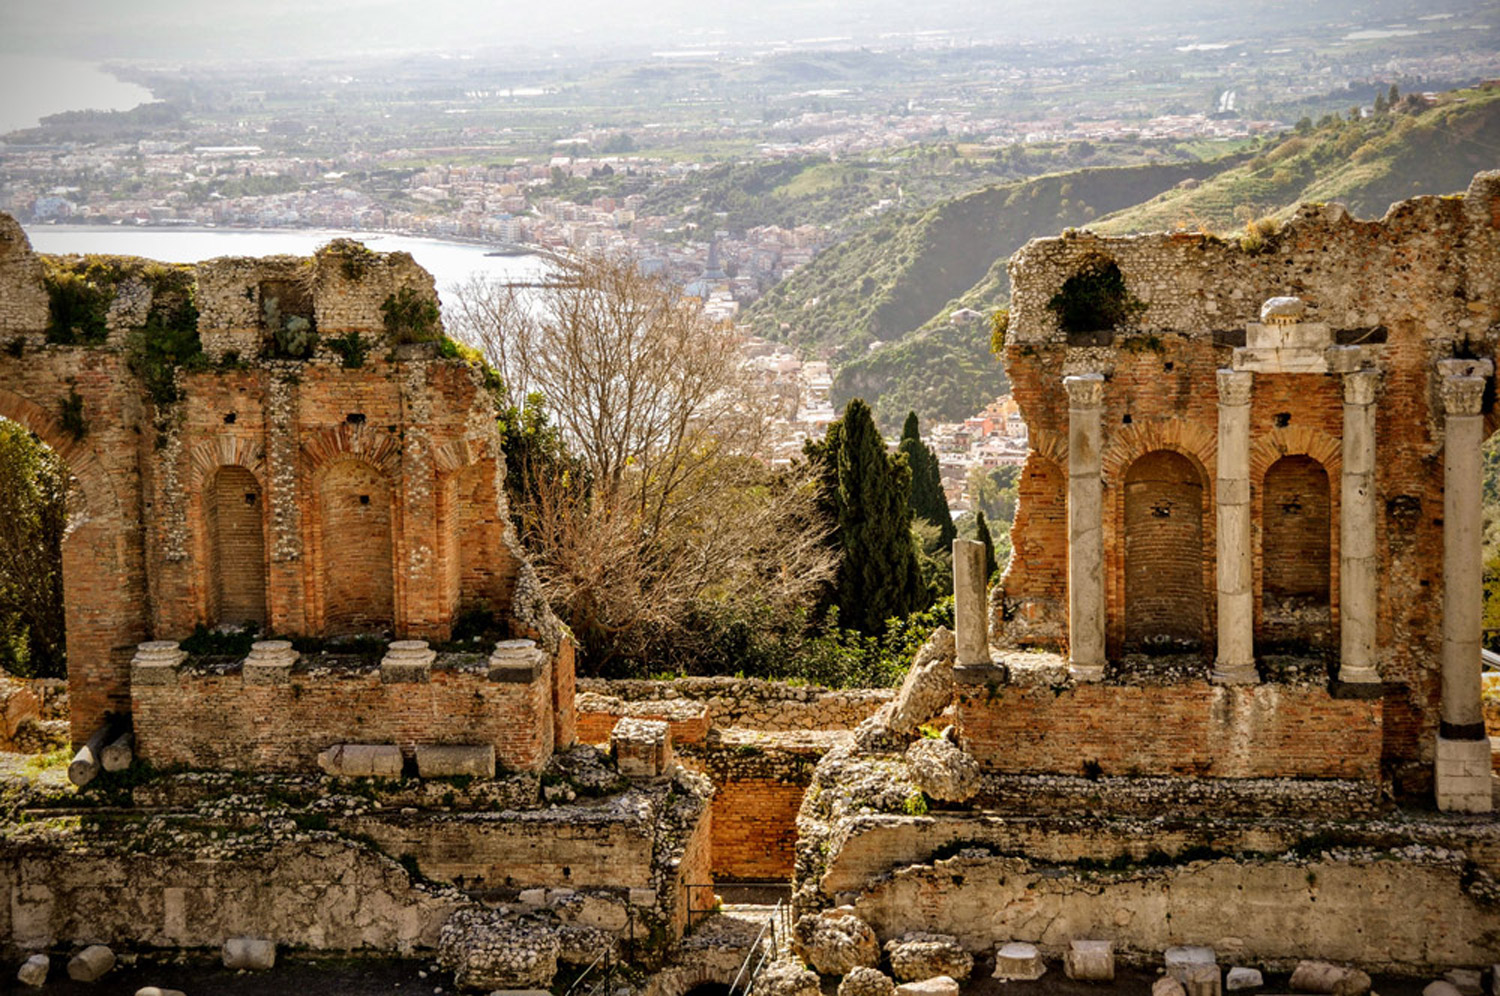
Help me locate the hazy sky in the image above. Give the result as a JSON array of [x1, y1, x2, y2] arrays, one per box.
[[0, 0, 1465, 62]]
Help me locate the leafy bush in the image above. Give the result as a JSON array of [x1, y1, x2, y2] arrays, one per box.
[[381, 287, 442, 344], [1047, 256, 1145, 335], [327, 331, 370, 369]]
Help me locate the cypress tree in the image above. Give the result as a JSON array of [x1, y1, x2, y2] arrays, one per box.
[[975, 510, 999, 581], [806, 399, 927, 634], [898, 411, 957, 552]]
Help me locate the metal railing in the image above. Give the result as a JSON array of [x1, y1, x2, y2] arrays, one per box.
[[727, 899, 791, 996]]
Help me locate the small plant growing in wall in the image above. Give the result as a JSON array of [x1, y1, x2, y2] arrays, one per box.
[[320, 238, 378, 282], [901, 790, 930, 816], [1239, 216, 1282, 255], [327, 331, 370, 369], [988, 306, 1010, 356], [58, 387, 87, 441], [381, 287, 442, 344]]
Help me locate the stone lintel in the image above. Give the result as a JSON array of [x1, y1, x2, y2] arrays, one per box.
[[953, 661, 1010, 686]]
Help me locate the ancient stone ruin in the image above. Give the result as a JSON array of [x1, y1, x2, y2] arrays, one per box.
[[3, 176, 1500, 990]]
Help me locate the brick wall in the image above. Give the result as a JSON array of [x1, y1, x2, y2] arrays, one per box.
[[1123, 449, 1207, 649], [1262, 455, 1332, 644], [995, 173, 1500, 773], [208, 465, 267, 628], [575, 677, 892, 731], [957, 682, 1382, 781], [678, 732, 838, 882], [132, 660, 554, 773], [316, 458, 396, 635]]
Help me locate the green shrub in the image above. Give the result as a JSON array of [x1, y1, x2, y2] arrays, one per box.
[[1047, 255, 1145, 335], [327, 331, 370, 369], [381, 287, 442, 344]]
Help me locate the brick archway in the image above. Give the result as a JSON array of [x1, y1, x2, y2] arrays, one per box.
[[0, 387, 145, 744], [186, 435, 269, 628]]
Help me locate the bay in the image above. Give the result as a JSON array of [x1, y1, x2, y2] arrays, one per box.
[[0, 57, 157, 134]]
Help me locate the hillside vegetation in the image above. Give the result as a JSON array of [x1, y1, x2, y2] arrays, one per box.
[[744, 159, 1228, 363], [1095, 85, 1500, 234], [751, 85, 1500, 431]]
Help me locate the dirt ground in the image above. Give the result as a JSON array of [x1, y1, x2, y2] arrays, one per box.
[[0, 955, 440, 995]]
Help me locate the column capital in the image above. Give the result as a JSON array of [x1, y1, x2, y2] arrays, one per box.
[[1440, 375, 1486, 417], [1342, 368, 1380, 407], [1216, 368, 1253, 407], [1063, 372, 1105, 408]]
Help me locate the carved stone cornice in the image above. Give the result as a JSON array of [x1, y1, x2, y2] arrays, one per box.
[[1342, 369, 1380, 407], [1216, 368, 1253, 407], [1440, 375, 1486, 417], [1063, 372, 1105, 409]]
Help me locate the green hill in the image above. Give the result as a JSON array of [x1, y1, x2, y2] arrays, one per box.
[[831, 322, 1008, 432], [1095, 85, 1500, 235], [745, 159, 1230, 365]]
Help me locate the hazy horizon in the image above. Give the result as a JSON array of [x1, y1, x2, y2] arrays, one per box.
[[1, 0, 1484, 63]]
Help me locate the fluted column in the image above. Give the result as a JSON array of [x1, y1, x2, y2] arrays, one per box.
[[1436, 360, 1492, 813], [1213, 369, 1256, 684], [1065, 373, 1106, 681], [1338, 369, 1381, 684]]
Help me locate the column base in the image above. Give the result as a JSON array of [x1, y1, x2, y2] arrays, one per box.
[[1211, 659, 1258, 685], [1435, 736, 1494, 813], [1069, 661, 1105, 683], [1335, 664, 1381, 685]]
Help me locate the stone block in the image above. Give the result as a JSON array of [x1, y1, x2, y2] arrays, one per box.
[[222, 937, 276, 971], [1492, 965, 1500, 996], [895, 978, 959, 996], [905, 737, 981, 804], [611, 718, 673, 779], [1154, 979, 1187, 996], [1426, 984, 1464, 996], [136, 988, 188, 996], [489, 640, 548, 683], [992, 942, 1045, 980], [1445, 970, 1483, 996], [1165, 947, 1217, 983], [1289, 962, 1370, 996], [415, 744, 496, 778], [554, 892, 629, 932], [628, 887, 657, 907], [67, 945, 116, 982], [1226, 968, 1263, 991], [16, 953, 48, 988], [242, 640, 298, 685], [1184, 963, 1222, 996], [1065, 939, 1114, 982], [317, 743, 404, 778], [518, 888, 547, 906], [380, 640, 435, 683]]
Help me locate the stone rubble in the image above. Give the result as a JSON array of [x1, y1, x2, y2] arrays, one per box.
[[792, 908, 880, 975], [1445, 969, 1484, 996], [756, 961, 822, 996], [1425, 983, 1465, 996], [893, 976, 960, 996], [903, 737, 980, 804], [1165, 947, 1217, 983], [438, 909, 560, 991], [884, 629, 957, 735], [16, 954, 48, 988], [1290, 961, 1372, 996], [1225, 967, 1263, 991], [884, 933, 973, 984], [838, 966, 897, 996], [1154, 978, 1188, 996]]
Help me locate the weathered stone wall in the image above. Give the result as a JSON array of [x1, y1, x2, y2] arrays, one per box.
[[0, 216, 568, 751], [850, 848, 1500, 973], [576, 677, 892, 731], [957, 681, 1382, 781], [996, 172, 1500, 776], [0, 835, 462, 957], [0, 672, 40, 749], [131, 657, 554, 773]]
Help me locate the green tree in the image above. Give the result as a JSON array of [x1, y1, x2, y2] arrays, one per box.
[[974, 510, 999, 581], [0, 421, 67, 677], [898, 411, 956, 552], [806, 399, 928, 634]]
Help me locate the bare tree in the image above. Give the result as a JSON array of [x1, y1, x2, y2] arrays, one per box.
[[453, 254, 834, 666]]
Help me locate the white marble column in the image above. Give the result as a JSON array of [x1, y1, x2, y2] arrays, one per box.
[[952, 538, 990, 667], [1436, 360, 1492, 813], [1065, 373, 1106, 681], [1338, 369, 1381, 684], [1213, 369, 1256, 684]]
